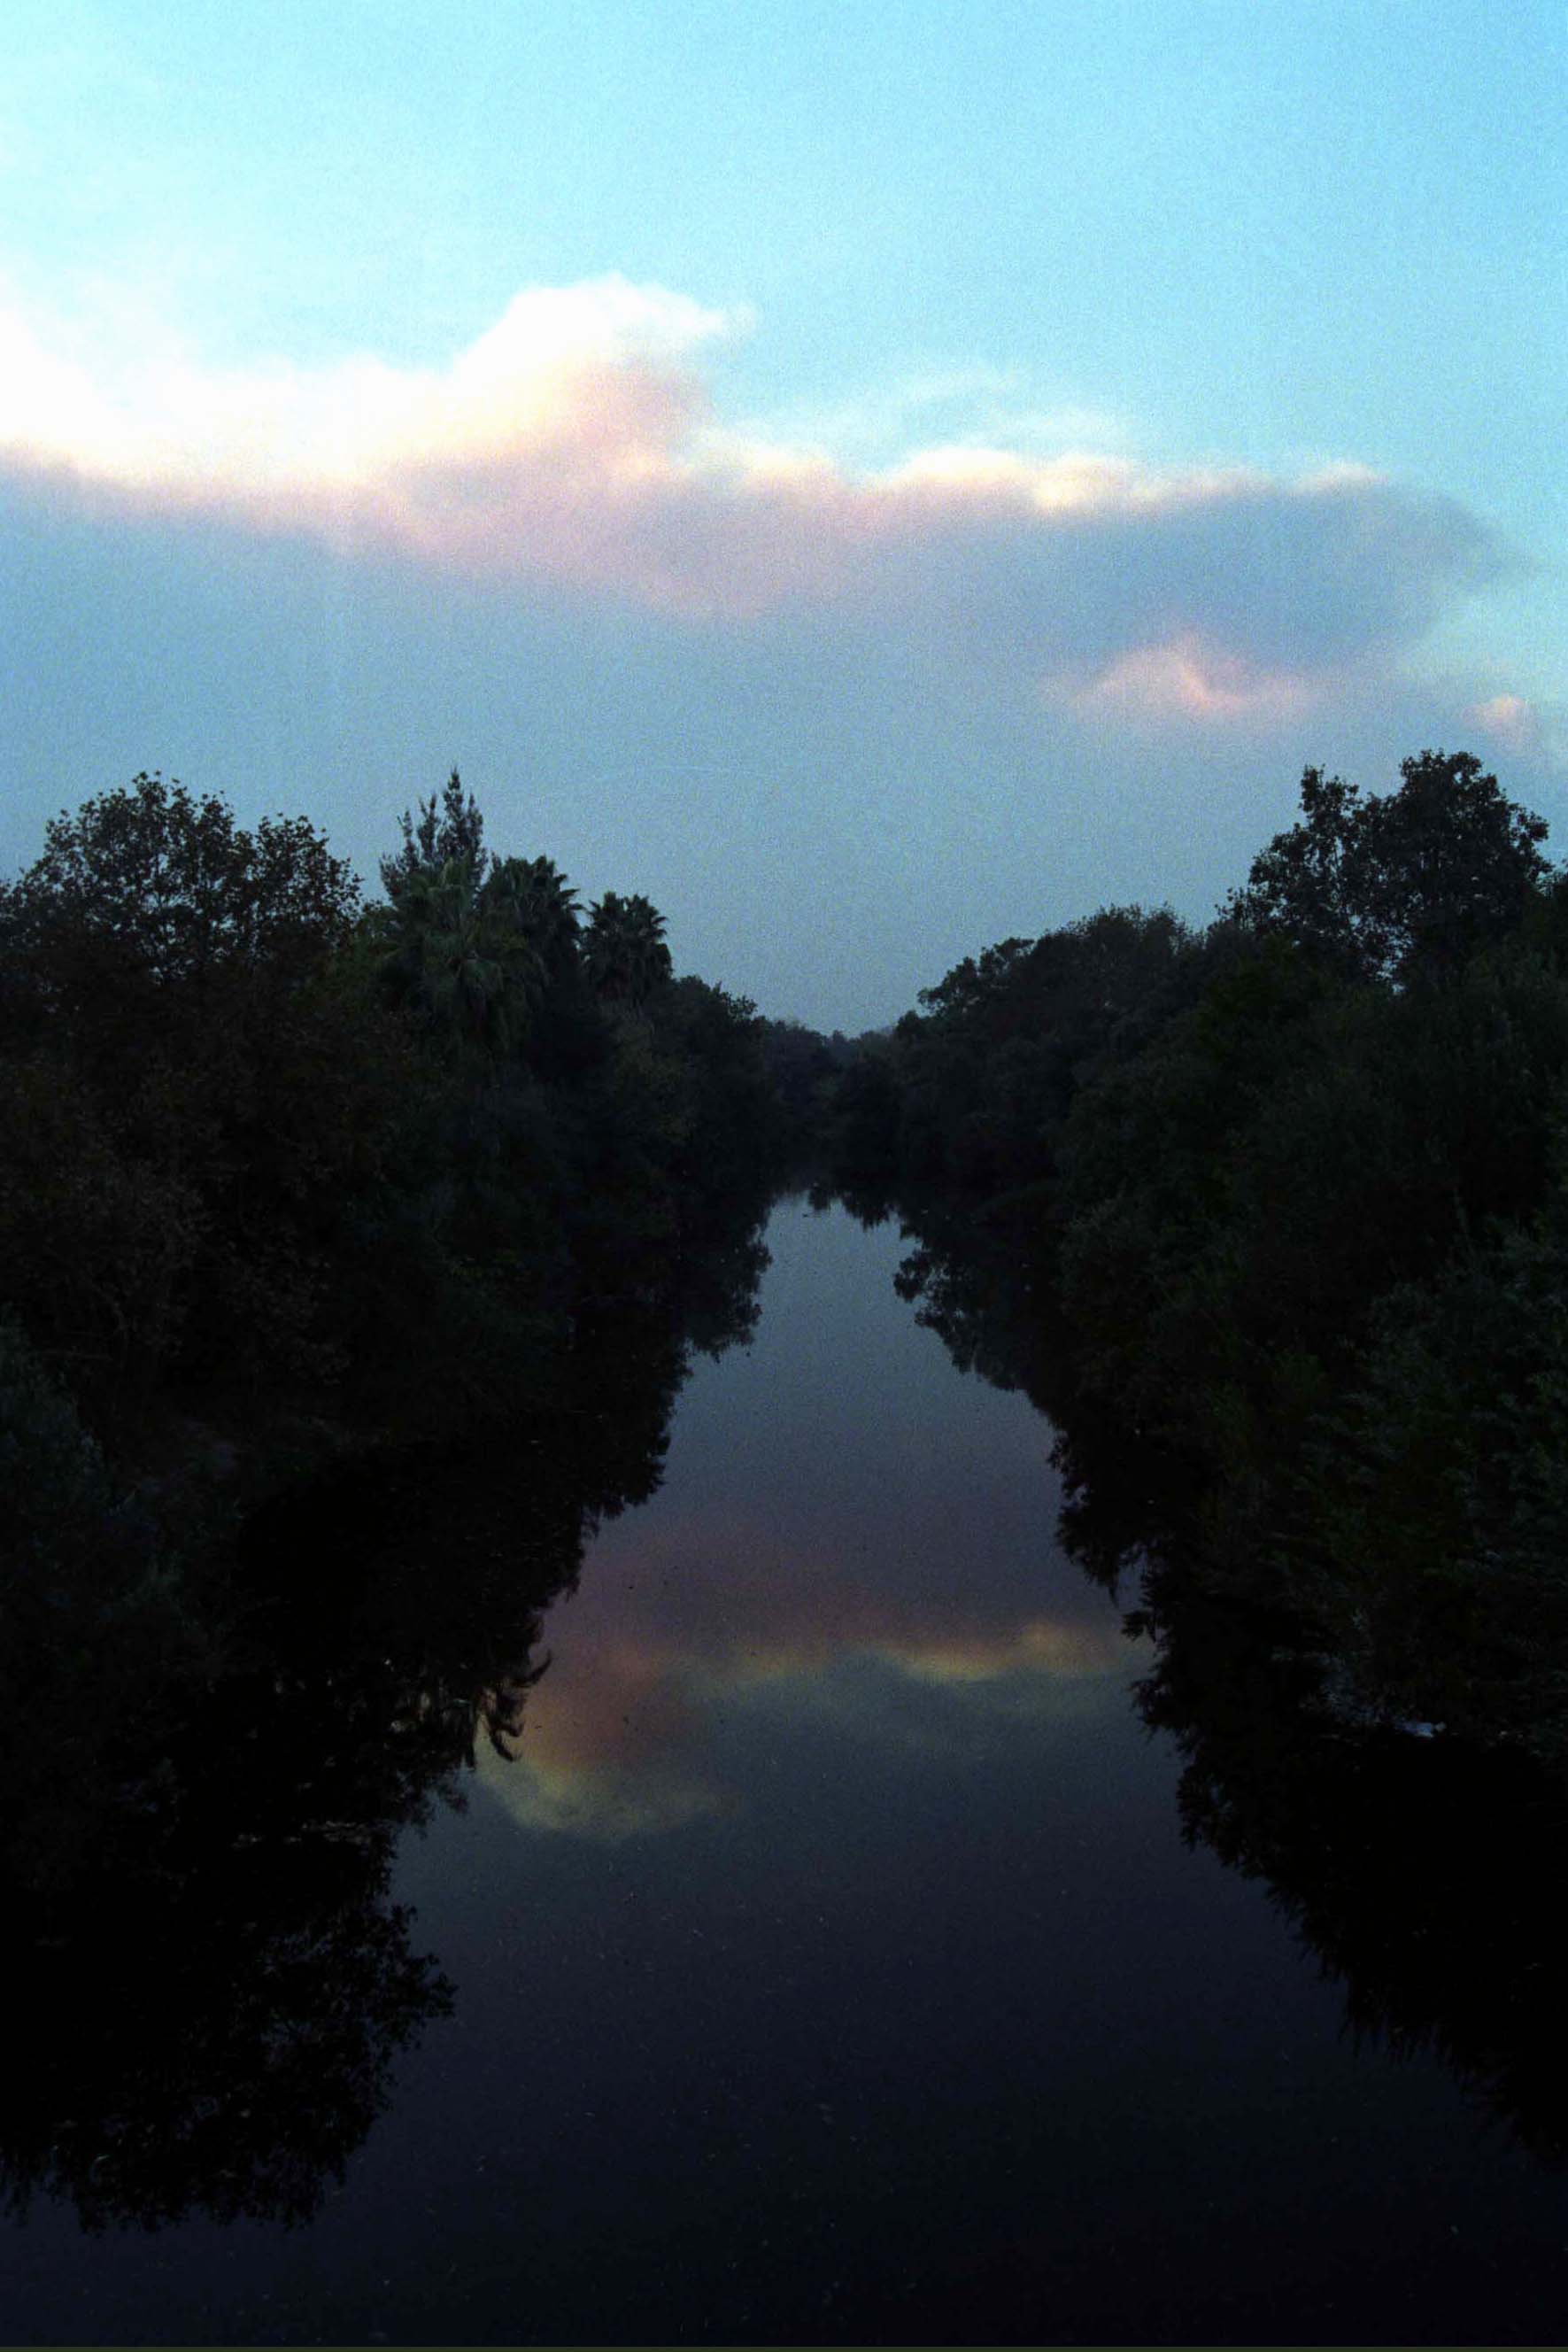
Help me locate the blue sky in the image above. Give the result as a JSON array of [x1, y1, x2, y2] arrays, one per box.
[[2, 1, 1564, 1024]]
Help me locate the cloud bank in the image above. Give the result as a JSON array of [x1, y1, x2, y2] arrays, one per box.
[[0, 275, 1506, 728]]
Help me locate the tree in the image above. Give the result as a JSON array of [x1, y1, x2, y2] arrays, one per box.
[[1227, 751, 1552, 986], [0, 772, 359, 1042], [371, 775, 583, 1059], [583, 892, 672, 1006], [374, 855, 547, 1056], [0, 777, 419, 1392], [379, 770, 486, 901], [914, 936, 1035, 1023], [489, 855, 582, 986]]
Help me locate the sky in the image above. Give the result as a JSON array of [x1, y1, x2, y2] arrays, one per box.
[[2, 1, 1564, 1028]]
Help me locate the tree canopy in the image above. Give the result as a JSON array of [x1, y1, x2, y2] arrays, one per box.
[[584, 892, 673, 1006], [0, 772, 359, 1034], [1226, 750, 1552, 986], [379, 768, 487, 901]]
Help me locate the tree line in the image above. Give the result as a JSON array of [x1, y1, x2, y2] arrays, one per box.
[[0, 765, 782, 1429], [810, 750, 1568, 1754], [0, 765, 788, 1796], [8, 742, 1568, 1763]]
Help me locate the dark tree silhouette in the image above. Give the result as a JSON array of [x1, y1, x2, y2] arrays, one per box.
[[584, 891, 673, 1006], [379, 768, 488, 900], [1227, 750, 1552, 986]]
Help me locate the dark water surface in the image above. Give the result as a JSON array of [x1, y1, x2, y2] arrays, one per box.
[[4, 1199, 1568, 2345]]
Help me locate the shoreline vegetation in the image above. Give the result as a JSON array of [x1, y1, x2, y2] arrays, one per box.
[[811, 749, 1568, 1760], [0, 767, 788, 2227], [0, 763, 792, 1510], [8, 747, 1568, 2218], [0, 766, 785, 1900], [6, 747, 1568, 1769]]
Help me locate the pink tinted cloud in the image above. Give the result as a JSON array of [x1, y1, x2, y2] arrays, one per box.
[[0, 276, 1504, 719], [1465, 692, 1557, 762], [1065, 631, 1317, 729]]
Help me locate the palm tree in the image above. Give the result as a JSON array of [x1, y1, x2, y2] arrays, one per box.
[[378, 854, 545, 1054], [486, 855, 581, 986], [583, 893, 673, 1006]]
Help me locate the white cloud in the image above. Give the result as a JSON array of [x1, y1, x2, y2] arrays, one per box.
[[0, 275, 1507, 726], [0, 272, 737, 490]]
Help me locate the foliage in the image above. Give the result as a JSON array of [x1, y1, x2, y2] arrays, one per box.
[[817, 904, 1205, 1197], [0, 767, 793, 1455], [0, 1311, 110, 1563], [0, 770, 359, 1023], [0, 747, 783, 2230], [1278, 1209, 1568, 1750], [1226, 749, 1552, 986], [756, 1017, 841, 1157], [0, 776, 427, 1399], [379, 766, 486, 899], [584, 890, 673, 1005], [820, 746, 1568, 1760], [370, 851, 546, 1054], [491, 853, 582, 983]]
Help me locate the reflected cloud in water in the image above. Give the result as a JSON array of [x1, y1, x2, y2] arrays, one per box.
[[480, 1561, 1136, 1843], [477, 1203, 1137, 1841]]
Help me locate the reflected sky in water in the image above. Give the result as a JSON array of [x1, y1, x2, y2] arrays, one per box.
[[485, 1197, 1132, 1843], [5, 1201, 1568, 2348]]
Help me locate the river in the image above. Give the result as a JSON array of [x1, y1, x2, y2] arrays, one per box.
[[3, 1197, 1566, 2345]]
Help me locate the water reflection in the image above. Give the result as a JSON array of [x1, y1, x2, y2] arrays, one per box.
[[0, 1215, 770, 2234], [482, 1197, 1130, 1844], [5, 1194, 1567, 2347], [1137, 1572, 1568, 2163], [477, 1599, 1126, 1843], [892, 1192, 1568, 2165]]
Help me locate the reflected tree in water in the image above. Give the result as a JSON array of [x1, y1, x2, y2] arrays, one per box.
[[0, 1208, 770, 2231], [880, 1192, 1568, 2164], [1135, 1568, 1568, 2164]]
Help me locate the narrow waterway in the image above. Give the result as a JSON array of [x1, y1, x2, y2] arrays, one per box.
[[4, 1198, 1566, 2346]]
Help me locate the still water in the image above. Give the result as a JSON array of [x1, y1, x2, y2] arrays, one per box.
[[4, 1198, 1567, 2344]]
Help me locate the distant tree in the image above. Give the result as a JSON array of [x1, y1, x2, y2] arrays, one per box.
[[490, 855, 582, 986], [878, 907, 1202, 1193], [1227, 751, 1552, 986], [583, 893, 673, 1006], [822, 1042, 905, 1184], [379, 770, 487, 901], [375, 855, 546, 1055], [915, 937, 1035, 1023], [757, 1018, 838, 1141]]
